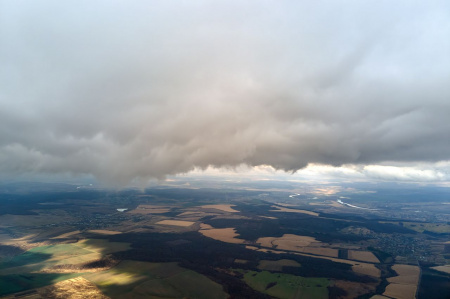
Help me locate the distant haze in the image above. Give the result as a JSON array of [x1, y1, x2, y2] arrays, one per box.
[[1, 1, 450, 185]]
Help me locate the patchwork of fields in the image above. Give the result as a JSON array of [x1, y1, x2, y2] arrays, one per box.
[[0, 242, 227, 299], [1, 186, 448, 298]]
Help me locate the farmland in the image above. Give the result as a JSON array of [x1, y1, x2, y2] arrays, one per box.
[[383, 264, 420, 299], [0, 183, 449, 298], [199, 226, 246, 244]]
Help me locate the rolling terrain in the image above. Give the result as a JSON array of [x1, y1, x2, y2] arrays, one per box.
[[0, 182, 449, 298]]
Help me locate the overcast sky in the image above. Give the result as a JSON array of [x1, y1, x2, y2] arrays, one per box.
[[1, 1, 450, 186]]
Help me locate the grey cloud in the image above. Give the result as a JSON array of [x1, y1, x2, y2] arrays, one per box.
[[1, 1, 450, 184]]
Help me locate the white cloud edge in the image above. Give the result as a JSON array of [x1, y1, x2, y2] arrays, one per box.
[[176, 162, 450, 185]]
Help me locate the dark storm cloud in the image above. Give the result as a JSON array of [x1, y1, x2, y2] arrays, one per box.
[[1, 1, 449, 184]]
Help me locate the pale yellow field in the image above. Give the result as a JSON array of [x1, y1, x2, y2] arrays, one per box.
[[199, 223, 214, 230], [128, 205, 171, 214], [383, 264, 420, 299], [199, 228, 245, 244], [352, 264, 381, 278], [256, 234, 338, 257], [388, 275, 419, 285], [257, 248, 281, 253], [348, 250, 380, 263], [383, 283, 417, 299], [177, 211, 200, 216], [200, 204, 239, 213], [260, 216, 277, 219], [270, 206, 319, 216], [431, 265, 450, 274], [51, 230, 81, 239], [245, 245, 259, 250], [256, 236, 277, 248], [392, 264, 420, 277], [257, 234, 317, 250], [387, 264, 420, 285], [87, 230, 122, 235], [156, 220, 195, 227]]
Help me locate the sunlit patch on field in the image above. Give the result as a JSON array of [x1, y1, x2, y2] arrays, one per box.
[[0, 239, 131, 297]]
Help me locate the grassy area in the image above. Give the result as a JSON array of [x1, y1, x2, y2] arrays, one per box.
[[381, 221, 450, 234], [84, 260, 228, 299], [242, 270, 329, 299]]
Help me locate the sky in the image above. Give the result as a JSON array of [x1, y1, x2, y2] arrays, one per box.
[[1, 1, 450, 186]]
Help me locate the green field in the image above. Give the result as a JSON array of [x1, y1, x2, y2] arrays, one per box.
[[84, 260, 228, 299], [382, 221, 450, 233], [242, 270, 329, 299]]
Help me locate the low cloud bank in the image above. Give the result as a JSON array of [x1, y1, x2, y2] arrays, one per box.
[[1, 1, 449, 185]]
